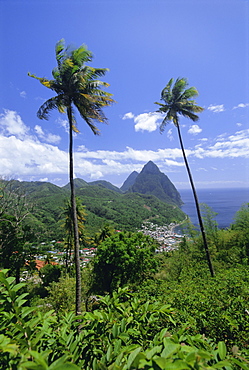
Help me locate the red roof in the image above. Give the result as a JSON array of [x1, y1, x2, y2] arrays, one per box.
[[26, 260, 58, 271]]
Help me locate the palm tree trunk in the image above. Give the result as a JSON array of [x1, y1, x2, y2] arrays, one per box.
[[67, 106, 82, 314], [176, 124, 215, 277]]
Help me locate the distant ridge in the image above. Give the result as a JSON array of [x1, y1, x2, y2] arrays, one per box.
[[120, 171, 139, 192], [63, 178, 88, 190], [62, 161, 182, 206], [88, 180, 122, 193], [127, 161, 183, 207]]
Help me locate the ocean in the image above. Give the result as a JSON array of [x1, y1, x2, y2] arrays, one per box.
[[179, 188, 249, 229]]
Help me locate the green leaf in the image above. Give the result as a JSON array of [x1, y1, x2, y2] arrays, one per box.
[[25, 351, 48, 369], [153, 357, 167, 369], [146, 346, 162, 360], [161, 359, 189, 370], [213, 360, 233, 368], [127, 346, 142, 369], [218, 341, 227, 360], [12, 282, 26, 292], [20, 360, 43, 369], [106, 345, 113, 362], [161, 341, 180, 358], [112, 323, 119, 338], [49, 363, 81, 370], [230, 358, 249, 370]]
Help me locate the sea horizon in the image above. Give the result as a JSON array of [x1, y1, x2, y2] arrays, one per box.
[[179, 187, 249, 229]]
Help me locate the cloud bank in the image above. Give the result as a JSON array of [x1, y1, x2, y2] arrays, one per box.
[[0, 110, 248, 186]]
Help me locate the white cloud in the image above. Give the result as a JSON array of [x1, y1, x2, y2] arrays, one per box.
[[0, 109, 29, 138], [20, 91, 27, 99], [90, 171, 103, 179], [167, 128, 174, 141], [122, 112, 135, 120], [207, 104, 225, 113], [188, 124, 202, 135], [34, 125, 44, 136], [197, 167, 208, 172], [134, 112, 162, 132], [164, 159, 184, 167], [122, 111, 162, 132], [0, 135, 68, 177], [57, 117, 69, 133], [233, 103, 249, 109], [35, 125, 61, 144], [193, 129, 249, 159], [236, 122, 242, 127], [77, 145, 88, 152]]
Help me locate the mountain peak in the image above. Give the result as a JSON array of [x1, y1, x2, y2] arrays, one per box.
[[127, 161, 183, 207], [141, 161, 161, 174]]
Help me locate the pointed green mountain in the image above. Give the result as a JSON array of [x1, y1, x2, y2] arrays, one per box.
[[127, 161, 183, 207]]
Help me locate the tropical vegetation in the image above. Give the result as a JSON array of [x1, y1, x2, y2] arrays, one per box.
[[0, 40, 248, 369]]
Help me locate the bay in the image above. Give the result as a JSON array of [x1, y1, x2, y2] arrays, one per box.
[[179, 188, 249, 229]]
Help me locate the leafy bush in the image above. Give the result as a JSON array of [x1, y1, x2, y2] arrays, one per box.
[[0, 271, 248, 369], [90, 231, 159, 293]]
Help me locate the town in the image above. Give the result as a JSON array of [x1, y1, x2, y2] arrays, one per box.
[[138, 222, 184, 252]]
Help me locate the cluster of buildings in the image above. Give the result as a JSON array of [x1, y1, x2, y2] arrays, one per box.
[[27, 223, 183, 275], [138, 222, 184, 252]]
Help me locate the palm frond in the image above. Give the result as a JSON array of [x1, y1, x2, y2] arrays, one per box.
[[172, 78, 188, 100], [28, 73, 52, 89], [180, 86, 199, 100], [179, 108, 200, 122], [37, 95, 66, 120], [178, 101, 204, 114], [55, 39, 65, 60], [161, 78, 173, 102], [71, 45, 92, 66]]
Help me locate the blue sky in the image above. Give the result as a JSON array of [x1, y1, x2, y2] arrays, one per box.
[[0, 0, 248, 189]]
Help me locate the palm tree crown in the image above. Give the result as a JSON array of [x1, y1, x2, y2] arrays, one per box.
[[28, 39, 115, 134], [155, 77, 204, 130]]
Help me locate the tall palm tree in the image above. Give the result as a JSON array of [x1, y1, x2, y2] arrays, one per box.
[[61, 198, 87, 272], [155, 77, 214, 277], [29, 39, 115, 313]]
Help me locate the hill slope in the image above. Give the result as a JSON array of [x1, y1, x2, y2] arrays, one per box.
[[120, 171, 139, 192], [1, 178, 186, 240]]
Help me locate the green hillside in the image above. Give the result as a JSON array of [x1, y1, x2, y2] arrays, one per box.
[[76, 186, 186, 234], [2, 179, 186, 241]]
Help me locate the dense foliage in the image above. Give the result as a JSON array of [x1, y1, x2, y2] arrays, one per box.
[[1, 178, 249, 368], [1, 271, 248, 370], [90, 231, 159, 294]]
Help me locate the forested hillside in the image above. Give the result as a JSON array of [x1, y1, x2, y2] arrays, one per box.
[[1, 178, 186, 242]]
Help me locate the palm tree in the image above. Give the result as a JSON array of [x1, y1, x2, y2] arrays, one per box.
[[29, 39, 115, 313], [155, 77, 214, 277], [94, 224, 114, 246], [61, 198, 87, 272]]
